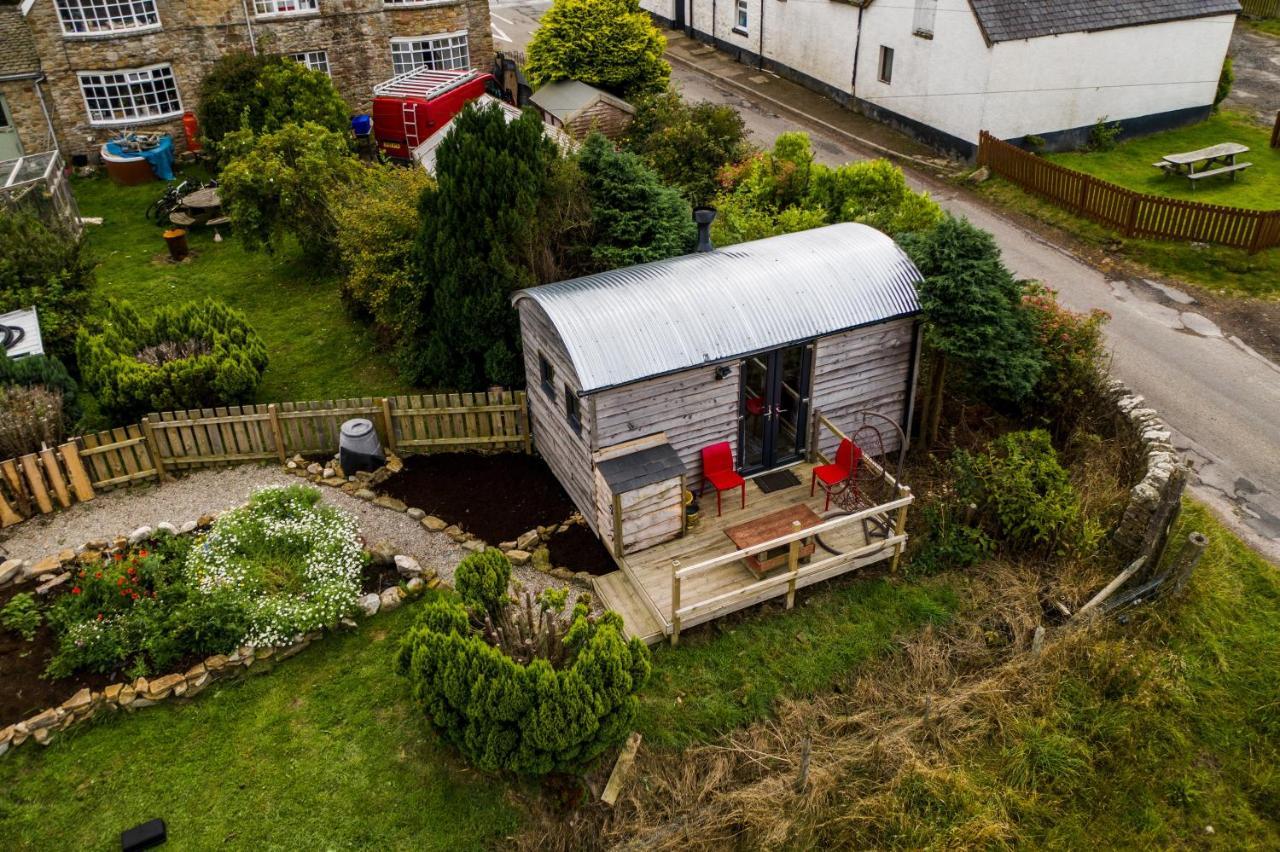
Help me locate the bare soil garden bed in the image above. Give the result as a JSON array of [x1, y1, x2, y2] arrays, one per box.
[[378, 452, 578, 544], [546, 524, 616, 576]]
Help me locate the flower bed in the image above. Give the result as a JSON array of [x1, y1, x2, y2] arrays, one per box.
[[0, 485, 441, 755]]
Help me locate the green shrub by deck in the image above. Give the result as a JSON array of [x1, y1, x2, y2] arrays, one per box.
[[0, 353, 82, 425], [452, 548, 512, 618], [76, 298, 267, 420], [397, 596, 651, 775], [953, 430, 1088, 556]]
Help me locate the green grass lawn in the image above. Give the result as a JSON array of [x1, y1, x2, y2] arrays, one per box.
[[1246, 17, 1280, 37], [1045, 111, 1280, 211], [976, 177, 1280, 298], [637, 575, 959, 749], [0, 595, 521, 851], [74, 171, 415, 405]]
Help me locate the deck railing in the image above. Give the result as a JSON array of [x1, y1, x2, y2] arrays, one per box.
[[667, 494, 912, 643]]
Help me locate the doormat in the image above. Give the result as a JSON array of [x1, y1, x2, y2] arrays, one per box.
[[754, 469, 802, 494]]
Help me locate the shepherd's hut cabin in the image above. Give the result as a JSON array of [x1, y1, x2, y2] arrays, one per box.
[[512, 221, 922, 644]]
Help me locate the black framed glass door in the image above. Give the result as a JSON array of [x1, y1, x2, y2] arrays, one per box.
[[739, 343, 812, 474]]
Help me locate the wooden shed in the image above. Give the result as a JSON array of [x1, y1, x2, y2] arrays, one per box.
[[513, 222, 924, 642], [528, 80, 635, 140]]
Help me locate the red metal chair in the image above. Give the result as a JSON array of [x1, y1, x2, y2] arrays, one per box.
[[699, 441, 746, 517], [811, 439, 862, 511]]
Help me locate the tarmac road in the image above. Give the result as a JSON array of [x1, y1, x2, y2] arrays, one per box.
[[491, 2, 1280, 562]]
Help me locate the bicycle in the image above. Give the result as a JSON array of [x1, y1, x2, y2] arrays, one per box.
[[145, 177, 218, 226]]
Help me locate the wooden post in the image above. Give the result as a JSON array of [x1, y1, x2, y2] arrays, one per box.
[[612, 491, 625, 559], [808, 413, 821, 464], [670, 560, 681, 646], [19, 454, 52, 513], [268, 403, 287, 464], [0, 490, 21, 527], [38, 447, 71, 508], [1123, 192, 1140, 238], [141, 417, 167, 481], [518, 391, 532, 455], [785, 531, 801, 609], [380, 397, 397, 454], [58, 442, 95, 502], [890, 486, 911, 572], [1167, 531, 1209, 598], [679, 473, 688, 536]]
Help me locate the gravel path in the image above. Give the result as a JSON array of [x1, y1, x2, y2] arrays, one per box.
[[0, 463, 594, 600]]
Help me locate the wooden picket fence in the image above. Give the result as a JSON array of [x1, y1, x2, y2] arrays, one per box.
[[1272, 111, 1280, 150], [0, 391, 529, 528], [977, 131, 1280, 254], [1241, 0, 1279, 18]]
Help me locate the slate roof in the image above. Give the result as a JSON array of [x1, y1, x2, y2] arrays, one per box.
[[597, 443, 686, 494], [968, 0, 1241, 43], [0, 7, 40, 78]]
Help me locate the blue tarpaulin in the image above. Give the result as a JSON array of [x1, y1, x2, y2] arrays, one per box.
[[105, 134, 175, 181]]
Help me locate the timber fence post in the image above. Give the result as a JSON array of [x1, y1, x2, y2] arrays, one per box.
[[141, 417, 167, 481]]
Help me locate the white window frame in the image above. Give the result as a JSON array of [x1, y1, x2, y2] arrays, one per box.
[[390, 32, 471, 75], [288, 50, 331, 76], [383, 0, 455, 6], [55, 0, 161, 38], [912, 0, 937, 39], [735, 0, 749, 33], [254, 0, 319, 16], [77, 64, 183, 127]]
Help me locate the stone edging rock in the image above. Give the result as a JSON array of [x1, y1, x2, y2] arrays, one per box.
[[0, 516, 442, 759], [1106, 380, 1191, 559]]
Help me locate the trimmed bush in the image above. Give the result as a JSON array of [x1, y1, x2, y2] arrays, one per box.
[[526, 0, 669, 99], [0, 212, 93, 362], [454, 549, 512, 617], [1022, 283, 1109, 432], [0, 385, 64, 458], [76, 299, 267, 420], [397, 596, 651, 775]]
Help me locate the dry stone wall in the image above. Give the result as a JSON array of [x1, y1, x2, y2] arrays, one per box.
[[22, 0, 495, 158], [1107, 380, 1190, 562]]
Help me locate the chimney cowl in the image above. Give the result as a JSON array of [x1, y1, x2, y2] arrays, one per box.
[[693, 206, 716, 253]]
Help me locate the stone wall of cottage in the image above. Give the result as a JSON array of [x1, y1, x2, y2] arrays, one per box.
[[0, 79, 54, 154], [23, 0, 495, 159]]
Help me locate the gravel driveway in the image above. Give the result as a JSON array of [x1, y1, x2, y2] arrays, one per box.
[[0, 463, 593, 600]]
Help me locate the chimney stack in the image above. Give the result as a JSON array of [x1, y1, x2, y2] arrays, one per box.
[[693, 207, 716, 253]]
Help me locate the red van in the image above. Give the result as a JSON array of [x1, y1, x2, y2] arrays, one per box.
[[371, 67, 495, 161]]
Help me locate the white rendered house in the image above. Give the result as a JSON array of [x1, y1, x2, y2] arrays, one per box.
[[643, 0, 1240, 158]]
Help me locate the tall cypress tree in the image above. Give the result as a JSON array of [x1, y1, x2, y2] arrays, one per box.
[[401, 104, 558, 389]]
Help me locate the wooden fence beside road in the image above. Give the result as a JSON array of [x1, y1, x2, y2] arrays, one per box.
[[1241, 0, 1279, 18], [977, 131, 1280, 254], [0, 391, 529, 528]]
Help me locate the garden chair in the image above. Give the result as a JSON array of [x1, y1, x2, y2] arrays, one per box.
[[699, 441, 746, 517], [811, 438, 862, 511]]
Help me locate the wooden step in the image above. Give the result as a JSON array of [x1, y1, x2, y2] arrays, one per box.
[[593, 571, 666, 645]]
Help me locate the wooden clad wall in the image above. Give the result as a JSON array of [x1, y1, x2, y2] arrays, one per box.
[[517, 300, 599, 531], [593, 364, 741, 477], [811, 318, 917, 460], [567, 102, 634, 141], [593, 467, 684, 556]]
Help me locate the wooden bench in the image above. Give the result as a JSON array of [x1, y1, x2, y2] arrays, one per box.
[[1186, 162, 1252, 182]]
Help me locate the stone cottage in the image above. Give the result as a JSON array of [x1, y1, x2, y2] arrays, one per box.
[[0, 7, 55, 160], [2, 0, 495, 161]]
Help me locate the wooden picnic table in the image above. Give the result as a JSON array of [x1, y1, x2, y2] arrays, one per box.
[[724, 504, 821, 579], [1154, 142, 1252, 189], [171, 186, 230, 228]]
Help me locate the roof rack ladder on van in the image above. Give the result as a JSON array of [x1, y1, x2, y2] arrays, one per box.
[[402, 101, 420, 149]]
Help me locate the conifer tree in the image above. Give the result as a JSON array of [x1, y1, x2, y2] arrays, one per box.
[[526, 0, 670, 99]]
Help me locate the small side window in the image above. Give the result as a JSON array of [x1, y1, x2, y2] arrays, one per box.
[[539, 353, 555, 398], [879, 46, 894, 84], [564, 385, 581, 433]]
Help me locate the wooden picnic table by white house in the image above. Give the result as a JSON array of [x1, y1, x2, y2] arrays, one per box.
[[1154, 142, 1252, 188]]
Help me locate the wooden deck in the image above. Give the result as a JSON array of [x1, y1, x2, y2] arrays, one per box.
[[592, 461, 911, 644]]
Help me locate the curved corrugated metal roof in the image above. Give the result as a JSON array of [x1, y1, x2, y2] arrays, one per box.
[[513, 222, 922, 394]]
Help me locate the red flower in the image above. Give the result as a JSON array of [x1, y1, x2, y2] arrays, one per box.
[[94, 571, 103, 579], [97, 613, 104, 621], [114, 553, 123, 562], [138, 549, 149, 558], [72, 586, 81, 595], [117, 577, 125, 586]]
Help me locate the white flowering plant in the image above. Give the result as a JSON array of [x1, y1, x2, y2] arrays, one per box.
[[185, 485, 366, 648]]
